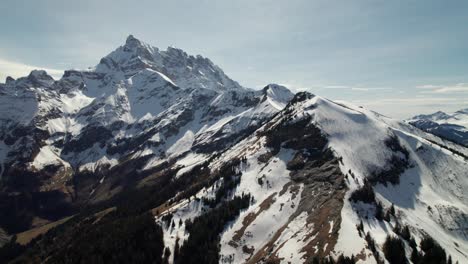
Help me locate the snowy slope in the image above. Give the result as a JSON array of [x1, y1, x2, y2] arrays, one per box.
[[0, 36, 293, 228], [304, 99, 468, 263], [157, 93, 468, 264]]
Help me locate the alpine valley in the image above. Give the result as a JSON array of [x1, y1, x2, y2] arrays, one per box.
[[0, 36, 467, 264]]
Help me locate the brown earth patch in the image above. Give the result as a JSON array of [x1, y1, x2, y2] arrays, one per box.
[[246, 224, 288, 264], [290, 156, 347, 261], [278, 182, 292, 196], [15, 215, 74, 245], [354, 248, 367, 262], [245, 154, 347, 262], [15, 205, 116, 246], [231, 193, 277, 243], [92, 207, 116, 224], [242, 245, 255, 255]]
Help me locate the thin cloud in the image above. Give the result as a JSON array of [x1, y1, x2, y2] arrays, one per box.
[[0, 58, 64, 81], [416, 83, 468, 93], [277, 82, 310, 92], [416, 84, 442, 89], [323, 85, 390, 92], [351, 87, 370, 91], [349, 96, 468, 119], [353, 96, 467, 106], [324, 85, 350, 89]]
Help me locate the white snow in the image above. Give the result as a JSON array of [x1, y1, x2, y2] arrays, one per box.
[[79, 155, 119, 172], [408, 108, 468, 129], [264, 84, 294, 110], [218, 147, 304, 263], [31, 145, 68, 170], [273, 212, 315, 263], [2, 35, 467, 264], [174, 152, 208, 177], [286, 96, 468, 263], [166, 130, 195, 157], [60, 90, 94, 114]]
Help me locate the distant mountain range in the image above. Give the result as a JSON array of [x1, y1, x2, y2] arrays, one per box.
[[0, 36, 467, 264], [408, 108, 468, 147]]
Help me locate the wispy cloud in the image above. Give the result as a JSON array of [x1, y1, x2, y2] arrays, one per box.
[[0, 58, 64, 81], [416, 83, 468, 93], [416, 84, 441, 89], [324, 85, 350, 89], [274, 82, 310, 92], [349, 96, 468, 119], [322, 85, 391, 92], [353, 97, 467, 106], [262, 83, 393, 93]]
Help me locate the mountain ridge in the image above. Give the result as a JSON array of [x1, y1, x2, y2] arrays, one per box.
[[0, 36, 467, 264], [408, 108, 468, 147]]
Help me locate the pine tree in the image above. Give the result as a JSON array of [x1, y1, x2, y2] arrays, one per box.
[[349, 179, 375, 203], [311, 256, 320, 264], [383, 235, 408, 264], [410, 247, 420, 264], [409, 237, 417, 249], [375, 202, 384, 221], [174, 237, 180, 263], [384, 210, 391, 222], [356, 219, 364, 235], [393, 222, 401, 235], [390, 203, 396, 216], [420, 236, 447, 264], [163, 247, 171, 264], [401, 225, 411, 241]]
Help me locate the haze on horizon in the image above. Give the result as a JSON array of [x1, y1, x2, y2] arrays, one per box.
[[0, 0, 467, 119]]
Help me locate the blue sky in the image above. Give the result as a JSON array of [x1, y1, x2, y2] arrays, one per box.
[[1, 0, 467, 118]]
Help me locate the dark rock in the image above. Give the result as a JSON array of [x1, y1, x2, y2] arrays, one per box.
[[5, 76, 14, 84]]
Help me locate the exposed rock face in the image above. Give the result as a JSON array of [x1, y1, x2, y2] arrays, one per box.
[[239, 102, 347, 263], [5, 76, 15, 84]]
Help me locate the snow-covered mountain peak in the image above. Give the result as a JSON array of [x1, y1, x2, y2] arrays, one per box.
[[124, 34, 144, 49], [28, 69, 52, 79], [287, 91, 316, 105], [95, 35, 244, 92], [26, 70, 56, 87], [455, 108, 468, 115], [263, 83, 292, 98], [0, 70, 58, 94], [409, 107, 468, 146], [261, 84, 294, 110], [410, 108, 468, 128], [2, 35, 467, 264], [411, 110, 452, 122]]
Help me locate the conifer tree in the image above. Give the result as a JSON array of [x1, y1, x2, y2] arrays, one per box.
[[375, 202, 384, 221], [383, 235, 408, 264]]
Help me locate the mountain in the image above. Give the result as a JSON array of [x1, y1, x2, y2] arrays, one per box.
[[408, 109, 468, 147], [0, 36, 467, 264], [0, 35, 291, 232]]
